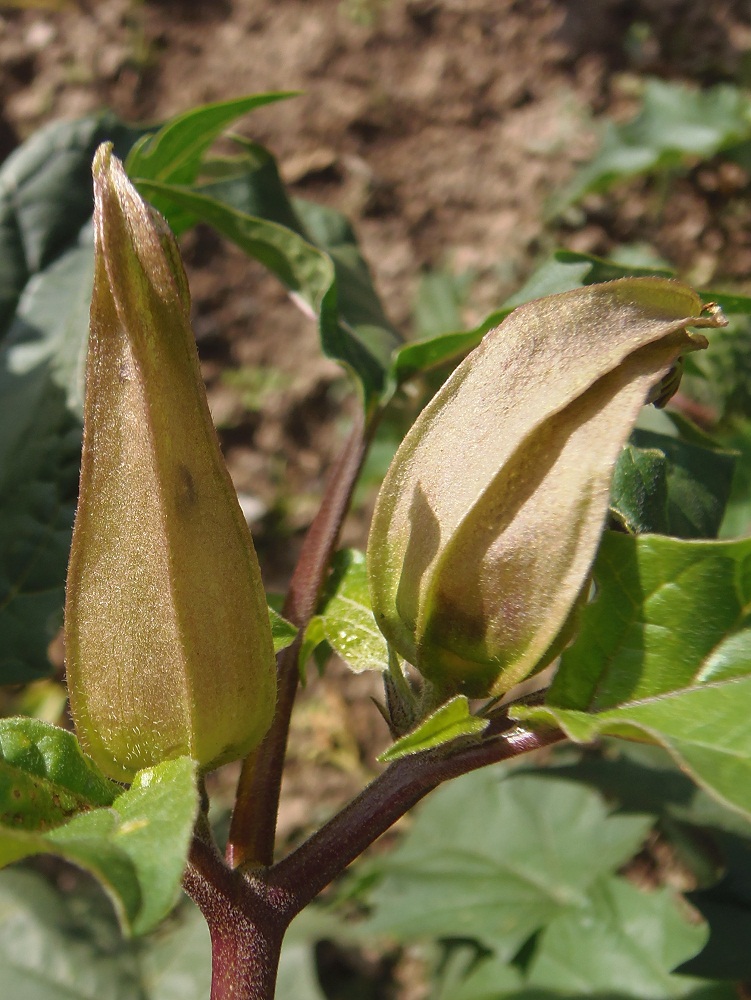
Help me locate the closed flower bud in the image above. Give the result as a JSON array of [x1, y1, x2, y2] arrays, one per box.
[[65, 144, 277, 782], [368, 280, 726, 699]]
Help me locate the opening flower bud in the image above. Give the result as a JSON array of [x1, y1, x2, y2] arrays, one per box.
[[64, 144, 277, 782], [368, 280, 726, 699]]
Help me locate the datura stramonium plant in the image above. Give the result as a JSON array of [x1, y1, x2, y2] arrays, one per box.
[[64, 144, 277, 783], [368, 279, 726, 700]]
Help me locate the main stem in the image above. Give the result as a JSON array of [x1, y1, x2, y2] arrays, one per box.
[[184, 838, 292, 1000], [227, 411, 370, 869]]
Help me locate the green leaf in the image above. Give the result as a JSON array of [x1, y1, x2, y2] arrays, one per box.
[[516, 679, 751, 824], [358, 770, 652, 959], [543, 741, 751, 838], [0, 113, 143, 683], [508, 250, 751, 317], [547, 531, 751, 711], [387, 244, 751, 387], [269, 605, 297, 654], [389, 310, 501, 385], [412, 267, 475, 339], [610, 430, 735, 538], [309, 549, 388, 674], [377, 695, 487, 762], [0, 718, 118, 830], [135, 180, 392, 407], [552, 79, 751, 213], [526, 876, 731, 999], [0, 756, 198, 935], [125, 92, 296, 190], [159, 140, 399, 361]]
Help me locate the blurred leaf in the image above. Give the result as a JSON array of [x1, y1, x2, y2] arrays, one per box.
[[680, 821, 751, 980], [610, 430, 735, 537], [378, 695, 487, 762], [388, 246, 751, 387], [543, 741, 751, 839], [357, 770, 652, 960], [413, 267, 475, 339], [525, 876, 730, 999], [720, 418, 751, 538], [552, 79, 751, 213], [0, 113, 143, 683], [432, 948, 524, 1000], [269, 606, 297, 654], [307, 549, 388, 674], [137, 901, 211, 1000], [0, 718, 118, 830], [0, 756, 198, 935], [0, 867, 144, 1000]]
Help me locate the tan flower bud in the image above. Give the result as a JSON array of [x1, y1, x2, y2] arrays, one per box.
[[65, 145, 277, 782], [368, 280, 726, 698]]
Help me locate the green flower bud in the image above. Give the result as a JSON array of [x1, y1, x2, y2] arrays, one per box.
[[368, 280, 726, 699], [64, 144, 277, 782]]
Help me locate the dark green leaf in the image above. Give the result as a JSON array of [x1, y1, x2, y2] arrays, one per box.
[[0, 718, 118, 830], [0, 113, 143, 683], [610, 430, 735, 538], [720, 418, 751, 538], [359, 770, 652, 960], [377, 695, 487, 762]]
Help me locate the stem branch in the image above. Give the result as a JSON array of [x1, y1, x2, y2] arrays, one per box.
[[227, 410, 370, 869], [271, 724, 564, 914]]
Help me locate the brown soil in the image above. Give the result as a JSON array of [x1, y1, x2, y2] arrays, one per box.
[[2, 0, 751, 908]]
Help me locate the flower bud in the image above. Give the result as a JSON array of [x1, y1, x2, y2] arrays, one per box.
[[368, 280, 726, 699], [65, 144, 277, 782]]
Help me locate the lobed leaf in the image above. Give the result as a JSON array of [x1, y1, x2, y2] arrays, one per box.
[[525, 876, 730, 999], [358, 770, 653, 959]]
